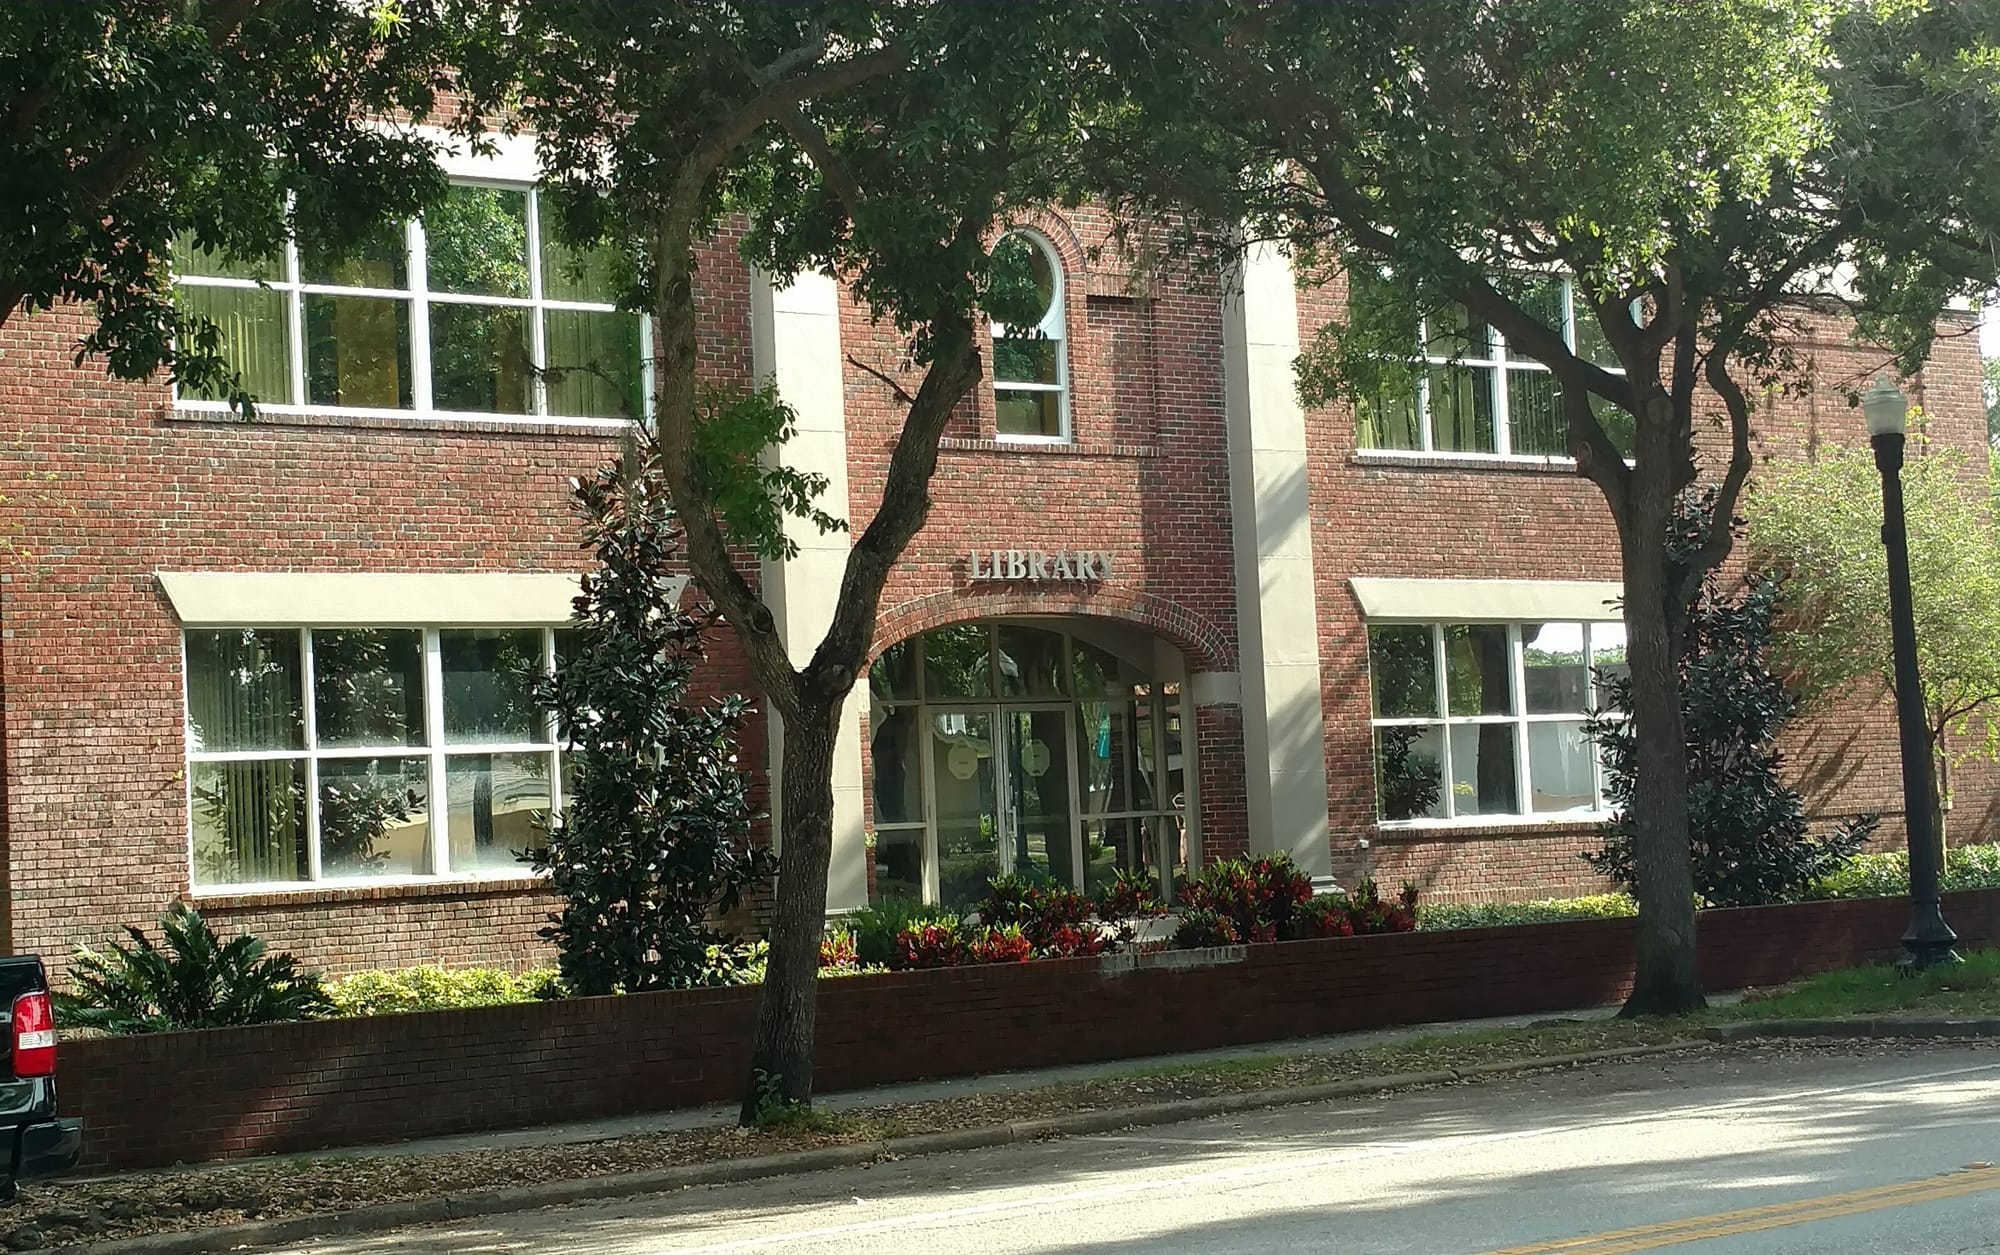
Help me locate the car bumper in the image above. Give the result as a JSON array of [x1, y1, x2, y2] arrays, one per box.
[[17, 1118, 81, 1180]]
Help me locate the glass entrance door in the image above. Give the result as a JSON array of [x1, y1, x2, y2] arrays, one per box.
[[999, 708, 1077, 888]]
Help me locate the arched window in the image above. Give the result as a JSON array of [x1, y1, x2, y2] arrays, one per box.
[[990, 230, 1068, 442]]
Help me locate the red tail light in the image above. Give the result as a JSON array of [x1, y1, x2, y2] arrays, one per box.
[[11, 992, 55, 1078]]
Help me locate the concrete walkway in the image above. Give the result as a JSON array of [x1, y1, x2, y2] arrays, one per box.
[[298, 1005, 1625, 1164]]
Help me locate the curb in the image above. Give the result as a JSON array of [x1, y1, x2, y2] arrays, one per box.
[[36, 1040, 1704, 1255], [1705, 1017, 2000, 1042]]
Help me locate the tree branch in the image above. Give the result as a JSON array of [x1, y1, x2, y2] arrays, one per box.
[[846, 353, 915, 405], [1683, 352, 1758, 599]]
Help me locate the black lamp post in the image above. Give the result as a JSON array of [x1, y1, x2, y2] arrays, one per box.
[[1861, 376, 1961, 970]]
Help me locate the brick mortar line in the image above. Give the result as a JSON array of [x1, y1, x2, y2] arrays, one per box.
[[34, 1040, 1712, 1255]]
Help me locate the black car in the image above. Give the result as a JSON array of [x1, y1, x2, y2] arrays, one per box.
[[0, 957, 79, 1198]]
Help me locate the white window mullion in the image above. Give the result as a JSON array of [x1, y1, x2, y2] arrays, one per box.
[[542, 628, 563, 820], [285, 239, 307, 407], [407, 218, 434, 412], [525, 191, 550, 418], [424, 628, 449, 875], [1491, 353, 1513, 457], [1432, 624, 1455, 819], [300, 628, 324, 882], [1511, 624, 1531, 818]]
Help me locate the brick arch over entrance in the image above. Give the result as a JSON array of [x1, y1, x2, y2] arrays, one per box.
[[871, 588, 1236, 675]]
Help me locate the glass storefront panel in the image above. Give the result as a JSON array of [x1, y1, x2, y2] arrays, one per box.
[[932, 711, 997, 910]]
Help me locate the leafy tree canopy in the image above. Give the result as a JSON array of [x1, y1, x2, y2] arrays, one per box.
[[1747, 437, 2000, 824], [0, 0, 462, 403]]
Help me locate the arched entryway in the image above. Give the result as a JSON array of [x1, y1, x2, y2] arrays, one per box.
[[865, 617, 1192, 910]]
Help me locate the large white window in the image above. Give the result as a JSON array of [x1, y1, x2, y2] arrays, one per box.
[[184, 626, 563, 889], [1355, 276, 1633, 458], [172, 184, 647, 423], [989, 230, 1069, 442], [1367, 620, 1628, 823]]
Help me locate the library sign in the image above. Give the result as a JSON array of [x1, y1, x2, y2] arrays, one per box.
[[964, 548, 1112, 584]]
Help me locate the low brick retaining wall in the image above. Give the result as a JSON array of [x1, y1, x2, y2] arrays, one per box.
[[63, 889, 1998, 1171]]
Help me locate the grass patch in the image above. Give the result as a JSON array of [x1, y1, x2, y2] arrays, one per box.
[[1720, 948, 2000, 1021]]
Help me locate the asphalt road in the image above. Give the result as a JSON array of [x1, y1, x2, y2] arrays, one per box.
[[280, 1044, 2000, 1255]]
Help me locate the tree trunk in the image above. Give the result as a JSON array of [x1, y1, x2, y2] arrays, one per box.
[[1931, 731, 1950, 865], [739, 696, 840, 1123], [1618, 501, 1705, 1016]]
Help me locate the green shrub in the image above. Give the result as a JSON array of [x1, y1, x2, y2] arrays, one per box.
[[1418, 894, 1637, 932], [1804, 843, 2000, 901], [847, 896, 956, 967], [57, 904, 331, 1034], [324, 965, 563, 1017]]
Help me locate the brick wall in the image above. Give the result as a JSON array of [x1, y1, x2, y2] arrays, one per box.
[[0, 237, 758, 976], [61, 888, 1994, 1172]]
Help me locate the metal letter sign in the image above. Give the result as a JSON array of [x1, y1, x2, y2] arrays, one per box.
[[965, 549, 1113, 584]]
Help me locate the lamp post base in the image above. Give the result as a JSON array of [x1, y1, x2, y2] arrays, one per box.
[[1898, 903, 1963, 973]]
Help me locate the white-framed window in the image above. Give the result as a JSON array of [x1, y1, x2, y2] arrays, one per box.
[[172, 183, 647, 424], [183, 625, 565, 890], [1367, 620, 1628, 824], [1355, 276, 1633, 458], [989, 229, 1069, 442]]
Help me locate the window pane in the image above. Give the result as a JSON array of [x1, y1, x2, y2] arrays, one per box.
[[1504, 278, 1566, 361], [997, 625, 1067, 697], [1573, 300, 1623, 368], [1426, 304, 1490, 357], [1506, 369, 1565, 456], [1073, 638, 1146, 699], [191, 759, 308, 885], [869, 639, 919, 703], [1444, 624, 1515, 716], [1375, 724, 1444, 820], [996, 388, 1062, 438], [319, 756, 429, 877], [1077, 701, 1133, 816], [1358, 384, 1421, 450], [1368, 625, 1437, 719], [173, 232, 281, 282], [1084, 816, 1144, 897], [1593, 395, 1637, 459], [1427, 365, 1496, 453], [543, 308, 644, 419], [304, 295, 412, 408], [425, 186, 529, 298], [869, 703, 924, 826], [538, 210, 627, 304], [1523, 622, 1589, 715], [441, 629, 545, 744], [994, 336, 1059, 385], [176, 285, 291, 404], [924, 624, 991, 698], [871, 827, 926, 905], [447, 751, 549, 873], [300, 223, 408, 289], [1591, 622, 1631, 707], [312, 629, 426, 748], [1449, 722, 1520, 816], [1528, 720, 1595, 813], [430, 302, 533, 414], [186, 629, 304, 753]]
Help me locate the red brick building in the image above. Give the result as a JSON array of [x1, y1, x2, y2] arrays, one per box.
[[0, 143, 1988, 973]]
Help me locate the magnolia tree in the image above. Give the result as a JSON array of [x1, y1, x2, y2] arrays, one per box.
[[0, 1, 459, 401], [456, 2, 1107, 1117], [1095, 0, 2000, 1012], [1748, 442, 2000, 854]]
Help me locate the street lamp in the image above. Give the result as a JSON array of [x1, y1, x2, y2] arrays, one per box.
[[1861, 376, 1960, 969]]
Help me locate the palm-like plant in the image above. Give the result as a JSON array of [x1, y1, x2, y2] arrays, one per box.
[[55, 904, 331, 1034]]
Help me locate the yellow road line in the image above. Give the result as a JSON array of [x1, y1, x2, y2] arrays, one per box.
[[1479, 1166, 2000, 1254]]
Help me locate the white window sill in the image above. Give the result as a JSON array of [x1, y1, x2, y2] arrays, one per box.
[[189, 871, 550, 906], [168, 401, 631, 438], [1354, 448, 1580, 473], [1375, 811, 1611, 834]]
